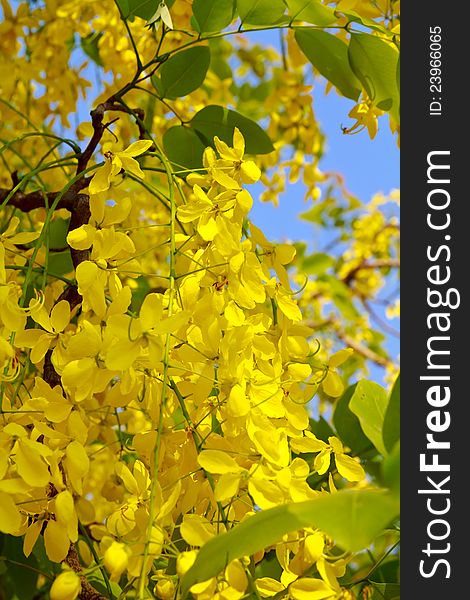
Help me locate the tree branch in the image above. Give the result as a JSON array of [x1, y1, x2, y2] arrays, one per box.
[[335, 330, 392, 368], [343, 258, 400, 286], [65, 544, 108, 600], [0, 185, 89, 212]]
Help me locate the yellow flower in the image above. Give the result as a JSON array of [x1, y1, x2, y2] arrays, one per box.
[[89, 140, 153, 195], [292, 433, 365, 482], [343, 99, 384, 139], [322, 348, 354, 397], [13, 299, 70, 364]]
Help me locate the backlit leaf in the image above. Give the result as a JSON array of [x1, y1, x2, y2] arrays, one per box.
[[349, 380, 389, 455], [295, 29, 361, 100], [181, 489, 398, 597]]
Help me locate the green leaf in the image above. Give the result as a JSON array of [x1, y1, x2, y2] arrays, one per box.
[[48, 218, 69, 249], [118, 0, 174, 20], [336, 9, 392, 35], [88, 573, 121, 599], [80, 32, 103, 66], [382, 441, 400, 497], [121, 0, 158, 20], [302, 252, 334, 275], [334, 384, 376, 456], [115, 0, 130, 17], [192, 0, 235, 33], [181, 489, 398, 597], [254, 550, 282, 581], [159, 46, 210, 98], [295, 29, 361, 100], [0, 535, 40, 600], [130, 275, 152, 313], [300, 199, 329, 224], [348, 33, 400, 121], [371, 558, 400, 584], [349, 380, 389, 455], [48, 251, 74, 278], [209, 39, 233, 80], [318, 275, 359, 319], [237, 0, 286, 26], [383, 374, 400, 453], [190, 105, 274, 154], [286, 0, 336, 26], [370, 582, 400, 600], [309, 416, 335, 442], [163, 126, 206, 170]]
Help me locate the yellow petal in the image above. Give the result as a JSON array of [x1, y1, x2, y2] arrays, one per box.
[[314, 449, 332, 475], [214, 472, 241, 502], [0, 491, 22, 534], [8, 231, 41, 245], [198, 214, 219, 241], [256, 577, 285, 597], [224, 301, 245, 326], [227, 384, 250, 417], [304, 532, 325, 563], [328, 348, 353, 368], [13, 328, 44, 349], [212, 168, 240, 190], [115, 462, 140, 496], [276, 244, 296, 265], [119, 155, 145, 179], [240, 160, 261, 184], [105, 339, 141, 371], [55, 490, 78, 542], [89, 160, 112, 195], [232, 128, 245, 155], [23, 521, 42, 557], [322, 371, 344, 398], [290, 433, 327, 454], [76, 261, 99, 291], [225, 559, 248, 593], [64, 441, 89, 495], [66, 225, 96, 251], [334, 453, 365, 482], [30, 333, 54, 364], [121, 140, 153, 157], [139, 293, 163, 330], [50, 300, 71, 333], [180, 514, 216, 547], [45, 401, 72, 423], [276, 289, 302, 321], [248, 478, 283, 509], [288, 577, 335, 600], [15, 439, 50, 487], [198, 449, 243, 474], [50, 571, 81, 600], [44, 520, 71, 562]]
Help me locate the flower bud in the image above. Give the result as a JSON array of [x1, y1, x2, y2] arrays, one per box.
[[154, 578, 176, 599], [103, 541, 129, 580], [50, 571, 81, 600]]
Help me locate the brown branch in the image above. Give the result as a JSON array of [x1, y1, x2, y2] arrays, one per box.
[[65, 544, 107, 600], [343, 258, 400, 286], [68, 194, 92, 269], [76, 100, 147, 176], [336, 330, 392, 368], [0, 185, 89, 212]]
